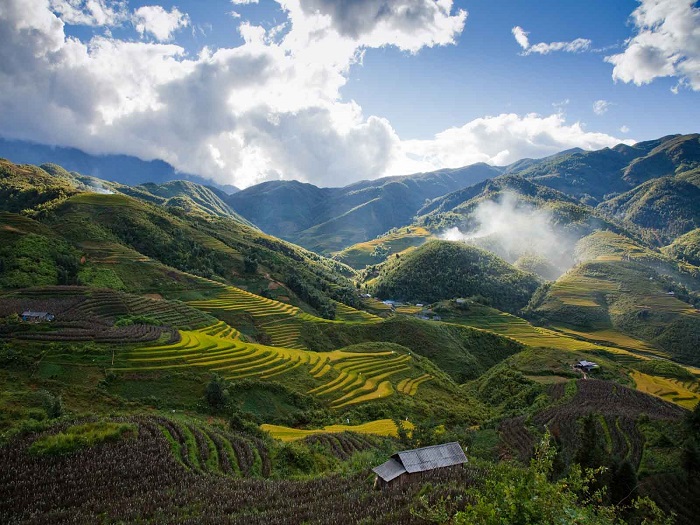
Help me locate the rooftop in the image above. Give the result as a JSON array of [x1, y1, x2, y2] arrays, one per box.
[[372, 442, 467, 482]]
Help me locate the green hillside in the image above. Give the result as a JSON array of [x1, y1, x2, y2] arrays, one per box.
[[621, 133, 700, 185], [663, 228, 700, 266], [0, 159, 78, 213], [527, 259, 700, 365], [136, 180, 253, 225], [597, 177, 700, 244], [369, 240, 540, 312], [332, 226, 433, 270], [414, 176, 629, 281]]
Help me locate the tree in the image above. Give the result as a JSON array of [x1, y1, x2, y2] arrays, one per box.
[[575, 414, 613, 501], [205, 374, 228, 409], [610, 459, 638, 505], [685, 401, 700, 436], [681, 438, 700, 477], [243, 256, 258, 274]]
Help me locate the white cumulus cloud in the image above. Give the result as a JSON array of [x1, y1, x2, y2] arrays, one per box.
[[512, 25, 591, 55], [606, 0, 700, 91], [393, 113, 632, 174], [296, 0, 467, 51], [133, 5, 189, 42]]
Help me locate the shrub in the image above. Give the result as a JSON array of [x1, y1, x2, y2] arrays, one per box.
[[37, 390, 63, 419], [29, 422, 137, 455]]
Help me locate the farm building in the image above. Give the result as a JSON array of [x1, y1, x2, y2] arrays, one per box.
[[574, 360, 599, 372], [21, 311, 54, 322], [372, 442, 467, 489]]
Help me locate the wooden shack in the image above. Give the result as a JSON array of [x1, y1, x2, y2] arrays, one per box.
[[21, 311, 54, 322], [372, 441, 467, 489]]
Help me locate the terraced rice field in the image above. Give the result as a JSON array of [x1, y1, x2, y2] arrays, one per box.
[[65, 289, 215, 329], [445, 308, 603, 351], [631, 371, 700, 409], [115, 321, 423, 408], [394, 305, 423, 315], [0, 211, 55, 236], [548, 275, 618, 308], [333, 301, 382, 323], [396, 374, 433, 395], [260, 418, 412, 441], [332, 226, 431, 269], [308, 351, 418, 408], [79, 241, 151, 264], [302, 432, 378, 460], [553, 327, 664, 356], [187, 285, 380, 349]]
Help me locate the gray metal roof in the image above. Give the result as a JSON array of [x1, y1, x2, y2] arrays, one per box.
[[22, 311, 49, 317], [395, 442, 467, 474], [372, 458, 406, 482], [373, 442, 467, 481]]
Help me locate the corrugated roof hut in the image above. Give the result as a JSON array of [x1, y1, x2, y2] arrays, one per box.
[[21, 311, 54, 322], [372, 442, 467, 489]]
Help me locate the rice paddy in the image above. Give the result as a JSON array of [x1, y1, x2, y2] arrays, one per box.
[[114, 317, 430, 408], [79, 241, 152, 264], [439, 306, 604, 351], [187, 284, 381, 349], [630, 371, 700, 409], [332, 226, 432, 269], [397, 374, 433, 395], [260, 418, 412, 441]]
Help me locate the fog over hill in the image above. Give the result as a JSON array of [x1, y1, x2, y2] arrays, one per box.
[[441, 192, 578, 277]]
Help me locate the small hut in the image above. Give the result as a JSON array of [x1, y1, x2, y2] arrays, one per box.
[[574, 360, 599, 372], [21, 311, 54, 322], [372, 442, 467, 489]]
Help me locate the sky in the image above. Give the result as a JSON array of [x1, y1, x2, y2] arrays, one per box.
[[0, 0, 698, 188]]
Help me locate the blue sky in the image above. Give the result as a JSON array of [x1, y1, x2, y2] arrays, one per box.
[[0, 1, 698, 187]]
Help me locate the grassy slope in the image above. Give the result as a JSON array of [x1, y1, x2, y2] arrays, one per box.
[[332, 226, 433, 270], [40, 192, 357, 312], [0, 159, 78, 213], [137, 180, 253, 225]]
